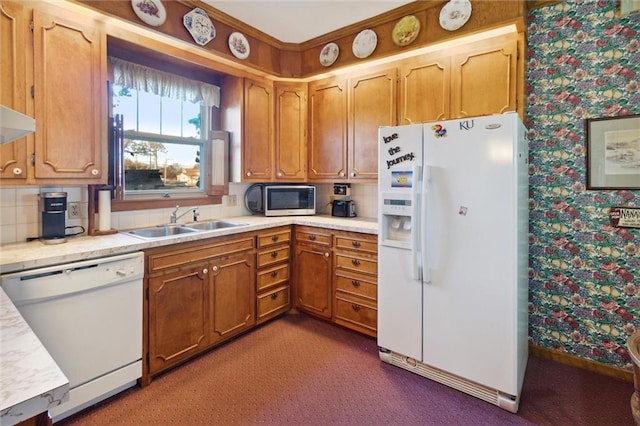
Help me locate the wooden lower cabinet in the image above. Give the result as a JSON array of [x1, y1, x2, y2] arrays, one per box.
[[256, 227, 292, 324], [333, 231, 378, 337], [144, 234, 255, 382], [293, 226, 332, 319], [209, 251, 255, 344]]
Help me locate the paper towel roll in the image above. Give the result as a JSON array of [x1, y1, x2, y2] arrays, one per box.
[[98, 190, 111, 231]]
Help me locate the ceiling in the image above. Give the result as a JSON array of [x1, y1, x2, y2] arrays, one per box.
[[202, 0, 416, 44]]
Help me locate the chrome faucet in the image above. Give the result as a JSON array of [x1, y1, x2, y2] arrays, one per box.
[[170, 205, 200, 224]]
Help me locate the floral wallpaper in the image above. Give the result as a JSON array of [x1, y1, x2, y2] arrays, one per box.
[[526, 0, 639, 369]]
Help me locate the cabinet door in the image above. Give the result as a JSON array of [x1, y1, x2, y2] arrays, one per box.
[[32, 7, 106, 181], [209, 251, 255, 344], [449, 35, 518, 118], [242, 78, 273, 181], [348, 67, 397, 180], [0, 1, 28, 181], [274, 81, 307, 181], [307, 76, 347, 180], [399, 54, 450, 124], [294, 243, 332, 319], [148, 262, 209, 375]]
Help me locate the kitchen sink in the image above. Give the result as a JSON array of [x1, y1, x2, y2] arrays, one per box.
[[182, 220, 246, 231], [125, 220, 247, 240], [126, 225, 198, 239]]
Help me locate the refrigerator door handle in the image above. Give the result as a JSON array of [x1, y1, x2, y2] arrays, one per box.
[[422, 165, 431, 284], [412, 165, 423, 281]]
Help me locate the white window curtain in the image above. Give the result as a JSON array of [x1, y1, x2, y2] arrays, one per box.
[[110, 57, 220, 108]]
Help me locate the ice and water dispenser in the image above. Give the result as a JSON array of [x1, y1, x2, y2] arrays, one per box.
[[380, 193, 414, 249]]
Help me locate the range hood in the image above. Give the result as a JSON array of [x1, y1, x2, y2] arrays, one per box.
[[0, 105, 35, 144]]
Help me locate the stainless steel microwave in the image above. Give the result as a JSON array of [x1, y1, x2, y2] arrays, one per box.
[[264, 185, 316, 216]]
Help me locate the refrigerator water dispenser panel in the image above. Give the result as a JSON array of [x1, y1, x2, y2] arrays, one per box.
[[381, 196, 413, 249]]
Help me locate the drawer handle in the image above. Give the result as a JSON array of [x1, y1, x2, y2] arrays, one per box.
[[309, 234, 316, 241], [351, 280, 360, 288], [271, 293, 279, 300], [270, 271, 278, 278], [271, 251, 278, 258], [352, 241, 361, 248], [351, 259, 361, 267], [351, 304, 361, 312], [271, 235, 279, 242]]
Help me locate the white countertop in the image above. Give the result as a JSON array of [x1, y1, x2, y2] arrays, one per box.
[[0, 215, 377, 274], [0, 288, 69, 425]]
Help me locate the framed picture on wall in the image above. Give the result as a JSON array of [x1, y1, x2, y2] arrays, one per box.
[[586, 114, 640, 189]]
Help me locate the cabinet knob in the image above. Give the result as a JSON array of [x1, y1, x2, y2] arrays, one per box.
[[339, 171, 345, 177], [12, 167, 22, 175], [324, 252, 330, 258], [277, 172, 283, 177], [91, 169, 99, 176], [351, 280, 360, 288], [270, 293, 279, 300], [271, 251, 278, 258], [246, 171, 252, 177], [270, 271, 278, 278], [271, 235, 279, 242], [351, 304, 361, 312], [203, 268, 208, 274], [212, 266, 219, 272], [351, 259, 361, 267], [352, 241, 361, 248], [350, 171, 356, 178], [309, 235, 316, 241]]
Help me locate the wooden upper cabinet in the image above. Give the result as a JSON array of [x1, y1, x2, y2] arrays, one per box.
[[0, 1, 28, 181], [450, 34, 519, 119], [348, 67, 397, 180], [399, 54, 450, 125], [307, 76, 347, 180], [274, 81, 307, 181], [32, 6, 106, 181], [242, 78, 273, 181]]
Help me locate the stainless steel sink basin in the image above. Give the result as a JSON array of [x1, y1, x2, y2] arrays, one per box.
[[124, 220, 247, 239], [182, 220, 246, 231], [126, 225, 197, 239]]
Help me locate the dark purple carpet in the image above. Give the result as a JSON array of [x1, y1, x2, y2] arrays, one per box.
[[59, 312, 633, 425]]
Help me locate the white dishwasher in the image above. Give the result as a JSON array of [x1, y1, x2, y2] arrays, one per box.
[[1, 251, 144, 422]]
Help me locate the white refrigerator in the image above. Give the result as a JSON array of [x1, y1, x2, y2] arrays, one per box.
[[377, 112, 529, 413]]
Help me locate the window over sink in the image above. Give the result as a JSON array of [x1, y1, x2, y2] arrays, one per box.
[[108, 56, 228, 211]]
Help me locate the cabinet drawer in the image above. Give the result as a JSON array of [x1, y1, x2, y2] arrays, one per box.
[[257, 263, 289, 292], [295, 227, 331, 246], [257, 246, 290, 268], [335, 254, 377, 276], [257, 285, 290, 322], [335, 295, 377, 333], [258, 228, 291, 248], [334, 235, 377, 254], [335, 273, 376, 302]]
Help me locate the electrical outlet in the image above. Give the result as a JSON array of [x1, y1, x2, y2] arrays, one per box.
[[68, 202, 81, 219], [227, 195, 237, 207]]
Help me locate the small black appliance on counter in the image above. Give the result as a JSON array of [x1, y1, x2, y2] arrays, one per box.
[[332, 200, 356, 217], [40, 191, 67, 244]]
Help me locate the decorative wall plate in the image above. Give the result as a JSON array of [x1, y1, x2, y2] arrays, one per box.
[[228, 32, 250, 60], [131, 0, 166, 27], [183, 8, 216, 46], [392, 15, 421, 46], [352, 29, 377, 59], [439, 0, 472, 31], [319, 42, 339, 67]]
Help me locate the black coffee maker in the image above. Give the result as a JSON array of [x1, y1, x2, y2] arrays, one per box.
[[40, 192, 67, 244]]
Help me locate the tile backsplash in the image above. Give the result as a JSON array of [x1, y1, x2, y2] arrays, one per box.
[[0, 182, 378, 245]]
